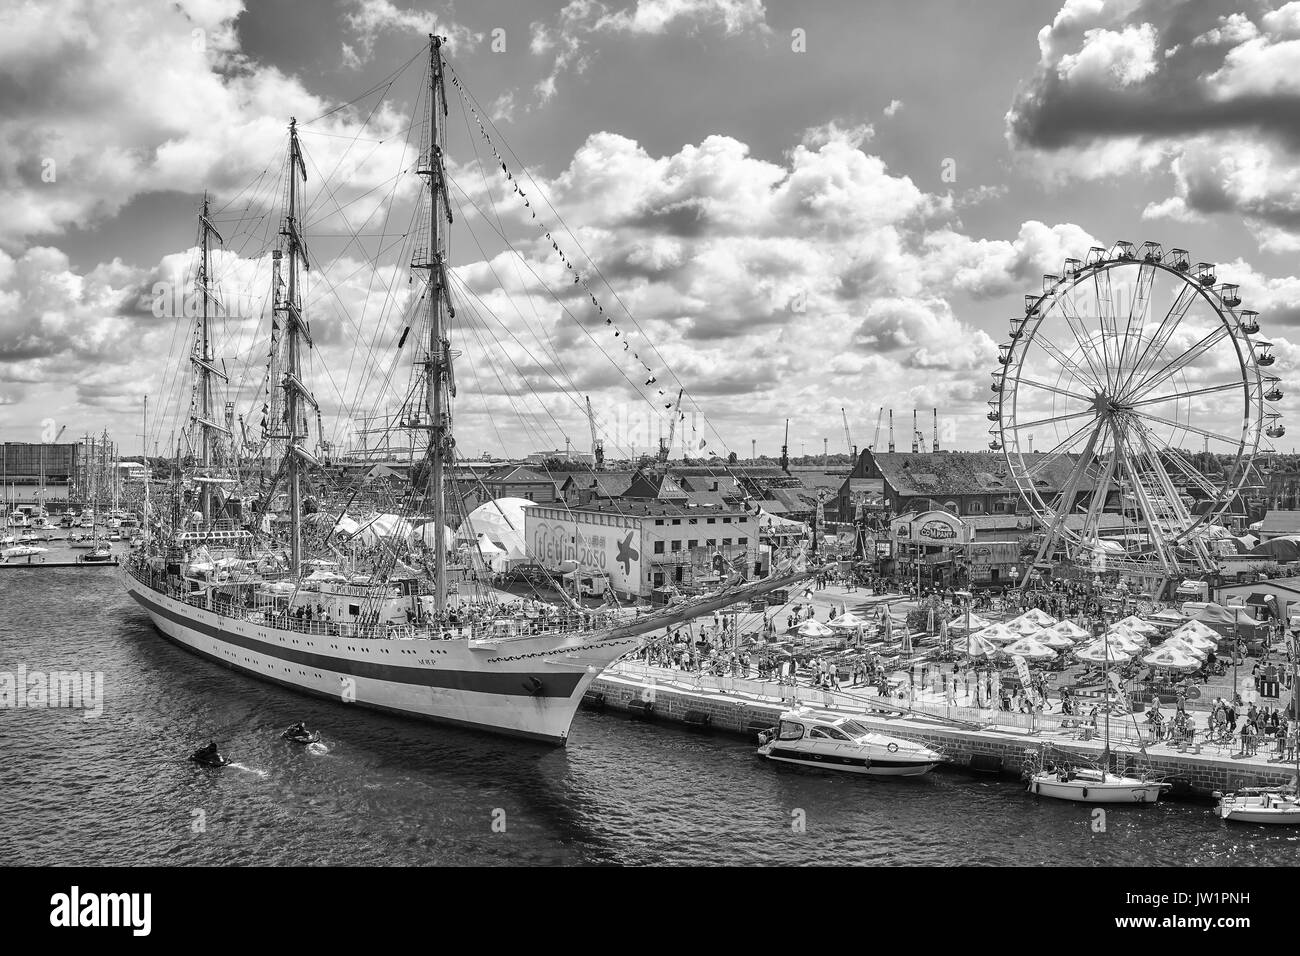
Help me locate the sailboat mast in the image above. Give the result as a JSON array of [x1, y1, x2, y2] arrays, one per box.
[[417, 34, 452, 614], [193, 193, 225, 526], [279, 118, 313, 576]]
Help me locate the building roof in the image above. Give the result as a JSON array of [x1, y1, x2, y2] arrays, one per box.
[[865, 451, 1089, 498], [533, 499, 752, 518], [484, 465, 556, 485], [1261, 510, 1300, 535]]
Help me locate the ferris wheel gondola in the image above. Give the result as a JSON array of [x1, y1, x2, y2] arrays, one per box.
[[988, 239, 1283, 593]]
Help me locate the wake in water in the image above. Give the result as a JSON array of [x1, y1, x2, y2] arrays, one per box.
[[225, 762, 269, 778]]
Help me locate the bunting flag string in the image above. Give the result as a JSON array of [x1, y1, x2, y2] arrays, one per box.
[[448, 65, 684, 407]]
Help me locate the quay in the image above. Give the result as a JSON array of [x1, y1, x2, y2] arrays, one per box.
[[588, 662, 1299, 798]]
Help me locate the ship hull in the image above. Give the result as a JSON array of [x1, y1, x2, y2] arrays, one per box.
[[122, 569, 638, 745]]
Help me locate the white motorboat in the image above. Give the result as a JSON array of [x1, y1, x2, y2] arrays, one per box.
[[2, 545, 48, 563], [757, 708, 942, 777], [1216, 787, 1300, 824], [1027, 765, 1168, 804]]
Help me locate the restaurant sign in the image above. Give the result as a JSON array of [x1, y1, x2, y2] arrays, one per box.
[[890, 509, 972, 545]]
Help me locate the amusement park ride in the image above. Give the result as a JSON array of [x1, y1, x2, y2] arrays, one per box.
[[986, 241, 1284, 598]]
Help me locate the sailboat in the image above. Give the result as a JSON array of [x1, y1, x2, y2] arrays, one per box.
[[121, 35, 817, 745], [1026, 621, 1169, 803]]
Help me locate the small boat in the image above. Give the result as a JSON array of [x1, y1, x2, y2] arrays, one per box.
[[189, 743, 229, 767], [757, 708, 941, 777], [281, 723, 321, 745], [80, 547, 116, 564], [2, 545, 48, 563], [1027, 763, 1169, 804], [1216, 787, 1300, 824]]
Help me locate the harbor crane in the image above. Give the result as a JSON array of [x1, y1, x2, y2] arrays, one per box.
[[869, 408, 882, 451], [586, 395, 603, 471], [841, 407, 856, 460], [658, 388, 683, 465], [780, 419, 790, 474]]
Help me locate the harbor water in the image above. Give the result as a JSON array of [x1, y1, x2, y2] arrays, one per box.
[[2, 568, 1297, 866]]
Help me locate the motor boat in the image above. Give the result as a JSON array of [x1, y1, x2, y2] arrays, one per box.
[[2, 546, 48, 563], [756, 708, 942, 777], [1216, 787, 1300, 825], [282, 723, 321, 745]]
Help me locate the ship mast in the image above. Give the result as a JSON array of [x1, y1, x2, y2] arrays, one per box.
[[277, 118, 318, 576], [193, 193, 227, 525], [412, 35, 455, 614]]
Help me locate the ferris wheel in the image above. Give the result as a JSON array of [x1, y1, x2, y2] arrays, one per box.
[[988, 241, 1282, 591]]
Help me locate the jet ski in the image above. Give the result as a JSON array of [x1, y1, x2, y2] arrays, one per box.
[[281, 723, 320, 745], [189, 742, 229, 767]]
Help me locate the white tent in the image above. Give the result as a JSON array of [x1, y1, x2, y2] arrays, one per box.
[[410, 521, 454, 550], [354, 512, 413, 544], [460, 498, 534, 561]]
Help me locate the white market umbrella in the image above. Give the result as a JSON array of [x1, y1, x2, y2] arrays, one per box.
[[1172, 630, 1217, 653], [1172, 619, 1219, 641], [1049, 619, 1091, 640], [829, 610, 870, 630], [974, 622, 1022, 645], [1142, 644, 1201, 673], [962, 631, 999, 658], [1028, 626, 1076, 649], [1001, 636, 1058, 661], [949, 612, 991, 632], [797, 619, 835, 638], [1074, 641, 1133, 665], [1100, 630, 1145, 654], [1013, 608, 1058, 629], [1107, 623, 1150, 648], [1115, 614, 1160, 635], [1160, 635, 1208, 661]]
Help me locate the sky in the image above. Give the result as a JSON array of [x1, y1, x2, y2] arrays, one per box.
[[2, 0, 1299, 463]]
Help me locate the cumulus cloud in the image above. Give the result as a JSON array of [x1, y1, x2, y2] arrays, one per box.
[[341, 0, 482, 66], [528, 0, 770, 106], [1007, 0, 1300, 247], [0, 0, 416, 249]]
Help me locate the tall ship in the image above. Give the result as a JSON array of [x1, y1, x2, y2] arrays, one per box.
[[122, 36, 810, 744]]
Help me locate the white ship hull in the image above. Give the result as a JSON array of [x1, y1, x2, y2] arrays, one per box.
[[121, 569, 637, 744], [1028, 772, 1166, 804]]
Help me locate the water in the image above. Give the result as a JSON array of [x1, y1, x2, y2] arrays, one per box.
[[1, 567, 1294, 866]]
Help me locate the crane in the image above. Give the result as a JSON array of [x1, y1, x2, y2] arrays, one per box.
[[585, 395, 603, 471], [658, 388, 683, 465], [780, 418, 790, 474], [870, 407, 882, 451], [841, 407, 856, 460]]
